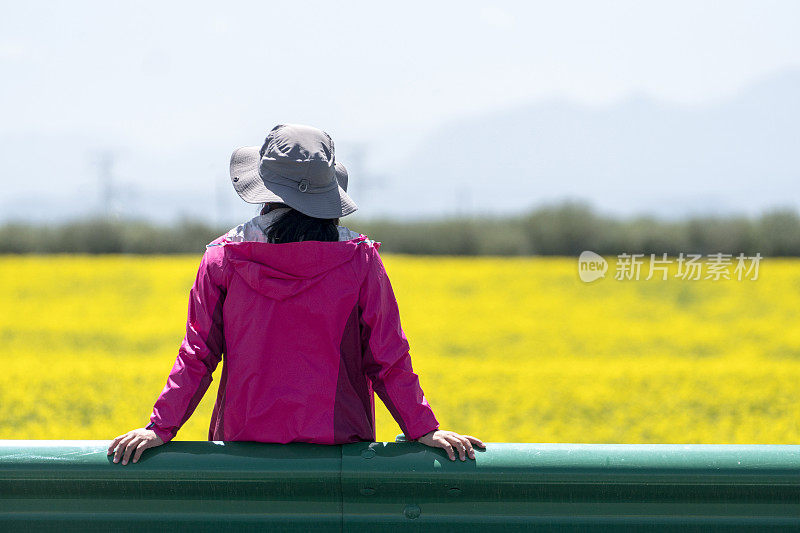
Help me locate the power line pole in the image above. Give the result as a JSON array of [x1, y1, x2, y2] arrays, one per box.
[[346, 143, 388, 210], [97, 150, 115, 219], [215, 174, 227, 229]]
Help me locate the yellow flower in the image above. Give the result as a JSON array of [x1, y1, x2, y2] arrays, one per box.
[[1, 254, 798, 444]]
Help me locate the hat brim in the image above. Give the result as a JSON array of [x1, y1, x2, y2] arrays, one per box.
[[229, 146, 357, 219]]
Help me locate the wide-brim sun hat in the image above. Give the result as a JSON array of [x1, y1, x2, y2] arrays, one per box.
[[229, 123, 357, 219]]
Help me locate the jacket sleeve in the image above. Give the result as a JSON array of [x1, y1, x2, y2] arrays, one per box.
[[358, 244, 439, 440], [146, 245, 227, 443]]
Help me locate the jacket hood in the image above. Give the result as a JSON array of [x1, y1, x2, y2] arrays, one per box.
[[218, 236, 373, 301]]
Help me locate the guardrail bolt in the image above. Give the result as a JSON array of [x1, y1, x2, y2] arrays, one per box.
[[448, 487, 462, 496], [361, 448, 376, 459], [359, 487, 376, 496], [403, 504, 421, 520]]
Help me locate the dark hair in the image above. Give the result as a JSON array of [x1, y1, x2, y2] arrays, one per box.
[[265, 207, 340, 243]]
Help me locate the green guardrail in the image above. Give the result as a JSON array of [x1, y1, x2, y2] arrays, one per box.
[[2, 440, 800, 531]]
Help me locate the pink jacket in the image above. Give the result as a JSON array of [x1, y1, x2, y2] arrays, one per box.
[[146, 232, 439, 444]]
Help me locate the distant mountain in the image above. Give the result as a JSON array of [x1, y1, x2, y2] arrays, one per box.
[[1, 69, 799, 223], [364, 69, 800, 219]]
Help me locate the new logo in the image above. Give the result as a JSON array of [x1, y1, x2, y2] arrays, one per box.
[[578, 251, 607, 282]]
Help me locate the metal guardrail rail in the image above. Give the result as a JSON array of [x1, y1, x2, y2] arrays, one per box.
[[2, 440, 800, 531]]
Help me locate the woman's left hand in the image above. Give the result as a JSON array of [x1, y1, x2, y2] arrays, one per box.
[[107, 428, 165, 465], [417, 429, 485, 461]]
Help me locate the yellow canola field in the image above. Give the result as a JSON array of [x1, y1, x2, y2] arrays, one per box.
[[1, 254, 799, 444]]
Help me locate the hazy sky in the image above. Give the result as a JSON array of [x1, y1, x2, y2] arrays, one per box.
[[1, 0, 799, 220], [2, 1, 799, 143]]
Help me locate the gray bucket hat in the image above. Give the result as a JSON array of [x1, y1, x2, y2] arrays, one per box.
[[229, 123, 357, 219]]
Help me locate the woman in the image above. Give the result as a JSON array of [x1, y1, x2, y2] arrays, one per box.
[[108, 124, 484, 465]]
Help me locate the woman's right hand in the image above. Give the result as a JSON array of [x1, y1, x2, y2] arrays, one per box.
[[416, 429, 485, 461], [107, 428, 165, 465]]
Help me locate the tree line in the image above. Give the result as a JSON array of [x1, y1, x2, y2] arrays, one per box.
[[1, 201, 798, 256]]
